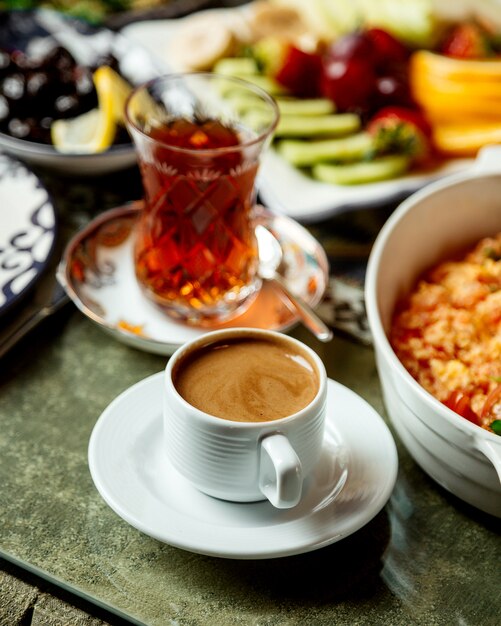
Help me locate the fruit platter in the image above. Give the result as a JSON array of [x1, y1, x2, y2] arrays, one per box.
[[124, 0, 501, 219]]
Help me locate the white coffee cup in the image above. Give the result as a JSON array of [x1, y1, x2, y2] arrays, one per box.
[[163, 328, 327, 508]]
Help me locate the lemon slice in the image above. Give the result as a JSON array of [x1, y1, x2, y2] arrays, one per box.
[[93, 65, 133, 125], [51, 108, 114, 154], [51, 66, 132, 154]]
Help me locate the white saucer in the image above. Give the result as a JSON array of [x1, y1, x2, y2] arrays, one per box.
[[57, 204, 329, 355], [88, 374, 398, 559]]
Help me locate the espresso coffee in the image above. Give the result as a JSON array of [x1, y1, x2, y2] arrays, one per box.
[[173, 336, 319, 422]]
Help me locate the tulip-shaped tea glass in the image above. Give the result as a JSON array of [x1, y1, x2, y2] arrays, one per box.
[[125, 72, 279, 325]]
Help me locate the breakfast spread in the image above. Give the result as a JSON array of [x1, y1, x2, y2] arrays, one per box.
[[3, 0, 501, 175], [2, 4, 501, 624], [165, 0, 501, 185], [390, 232, 501, 435]]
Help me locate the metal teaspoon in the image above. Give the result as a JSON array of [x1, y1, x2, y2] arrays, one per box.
[[256, 225, 333, 343]]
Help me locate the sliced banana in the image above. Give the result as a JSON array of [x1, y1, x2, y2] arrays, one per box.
[[246, 1, 310, 43], [166, 12, 237, 71], [267, 0, 340, 42]]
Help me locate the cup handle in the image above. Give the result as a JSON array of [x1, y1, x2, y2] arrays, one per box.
[[473, 436, 501, 487], [259, 433, 302, 509]]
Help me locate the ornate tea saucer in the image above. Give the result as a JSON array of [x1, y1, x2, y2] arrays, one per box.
[[57, 204, 329, 355], [88, 374, 398, 559]]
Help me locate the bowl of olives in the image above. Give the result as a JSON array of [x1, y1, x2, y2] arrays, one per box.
[[0, 9, 160, 175]]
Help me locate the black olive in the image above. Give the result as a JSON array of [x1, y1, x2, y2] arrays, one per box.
[[40, 116, 53, 129], [10, 50, 33, 71], [8, 117, 30, 138], [43, 46, 76, 73], [75, 68, 94, 95]]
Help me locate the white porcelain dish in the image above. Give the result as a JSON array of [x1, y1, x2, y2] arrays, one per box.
[[0, 153, 56, 316], [0, 9, 161, 175], [0, 134, 137, 176], [365, 146, 501, 518], [123, 12, 473, 223], [88, 372, 398, 559]]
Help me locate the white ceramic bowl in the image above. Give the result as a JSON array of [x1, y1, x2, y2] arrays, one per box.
[[365, 146, 501, 518], [0, 133, 137, 176]]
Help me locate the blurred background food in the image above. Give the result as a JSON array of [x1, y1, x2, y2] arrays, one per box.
[[268, 0, 501, 48], [0, 0, 170, 24], [163, 0, 501, 184], [3, 0, 501, 167], [0, 0, 217, 26]]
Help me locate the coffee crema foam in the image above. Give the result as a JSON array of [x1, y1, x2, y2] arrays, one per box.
[[173, 337, 319, 422]]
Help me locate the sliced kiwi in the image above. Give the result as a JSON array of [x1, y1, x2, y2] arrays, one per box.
[[275, 113, 360, 137], [275, 98, 336, 116], [312, 155, 411, 185], [277, 132, 374, 166], [213, 57, 260, 76], [227, 95, 336, 118], [214, 71, 287, 96], [240, 74, 289, 95]]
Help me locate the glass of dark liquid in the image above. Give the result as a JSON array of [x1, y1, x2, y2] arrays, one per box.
[[125, 72, 279, 325]]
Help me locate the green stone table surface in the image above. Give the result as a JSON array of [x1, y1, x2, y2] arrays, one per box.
[[1, 167, 500, 626]]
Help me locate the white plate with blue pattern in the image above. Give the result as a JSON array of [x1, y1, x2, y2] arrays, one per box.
[[0, 153, 57, 316]]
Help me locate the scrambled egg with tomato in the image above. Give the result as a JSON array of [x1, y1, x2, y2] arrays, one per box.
[[391, 233, 501, 434]]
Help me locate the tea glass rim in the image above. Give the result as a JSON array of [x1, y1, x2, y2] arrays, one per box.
[[165, 327, 327, 429], [124, 71, 280, 157]]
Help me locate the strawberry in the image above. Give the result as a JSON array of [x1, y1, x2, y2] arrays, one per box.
[[367, 106, 432, 161], [441, 23, 492, 59], [274, 45, 322, 98]]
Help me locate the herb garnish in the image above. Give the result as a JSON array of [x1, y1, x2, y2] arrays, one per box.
[[490, 420, 501, 436]]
